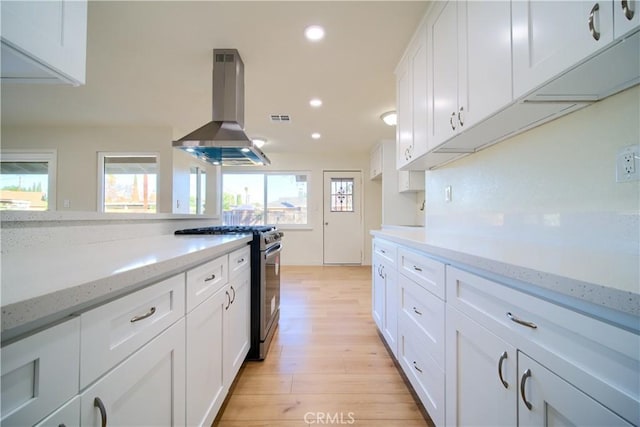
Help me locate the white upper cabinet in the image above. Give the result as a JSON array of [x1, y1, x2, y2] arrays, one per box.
[[614, 0, 640, 37], [429, 0, 513, 149], [396, 22, 428, 169], [1, 0, 88, 85], [369, 143, 383, 180], [513, 0, 640, 101]]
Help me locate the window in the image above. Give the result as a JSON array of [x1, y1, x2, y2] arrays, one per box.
[[0, 150, 56, 211], [190, 166, 206, 214], [99, 153, 158, 213], [330, 177, 354, 212], [222, 172, 309, 226]]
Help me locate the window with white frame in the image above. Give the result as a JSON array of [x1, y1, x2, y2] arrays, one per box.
[[222, 172, 309, 226], [190, 166, 206, 214], [0, 150, 57, 211], [98, 153, 158, 213]]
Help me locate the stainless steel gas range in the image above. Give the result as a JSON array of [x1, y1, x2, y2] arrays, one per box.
[[175, 225, 283, 360]]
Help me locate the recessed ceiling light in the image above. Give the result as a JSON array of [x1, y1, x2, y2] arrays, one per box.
[[311, 132, 321, 139], [186, 148, 195, 153], [380, 111, 397, 126], [252, 138, 266, 148], [309, 98, 323, 108], [241, 147, 250, 153], [305, 25, 325, 41]]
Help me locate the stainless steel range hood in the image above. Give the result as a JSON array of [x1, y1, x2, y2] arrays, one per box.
[[173, 49, 270, 166]]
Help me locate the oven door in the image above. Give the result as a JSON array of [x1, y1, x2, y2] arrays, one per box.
[[261, 242, 282, 342]]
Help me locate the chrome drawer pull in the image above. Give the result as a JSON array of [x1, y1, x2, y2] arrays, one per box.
[[412, 307, 423, 316], [413, 361, 423, 373], [506, 312, 537, 329], [413, 265, 422, 272], [498, 351, 509, 389], [380, 249, 386, 254], [589, 3, 601, 41], [94, 397, 108, 427], [622, 0, 635, 20], [204, 273, 216, 282], [520, 369, 533, 410], [130, 306, 156, 323], [237, 258, 245, 264]]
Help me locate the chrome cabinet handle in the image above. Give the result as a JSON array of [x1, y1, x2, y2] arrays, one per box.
[[413, 361, 423, 373], [237, 257, 245, 264], [520, 369, 533, 410], [412, 307, 422, 316], [458, 106, 465, 127], [380, 249, 386, 254], [230, 285, 236, 304], [506, 312, 538, 329], [589, 3, 601, 41], [94, 397, 107, 427], [450, 112, 457, 130], [412, 265, 422, 272], [130, 306, 156, 323], [204, 273, 216, 282], [58, 424, 66, 427], [498, 351, 509, 389], [622, 0, 635, 20], [225, 291, 231, 310]]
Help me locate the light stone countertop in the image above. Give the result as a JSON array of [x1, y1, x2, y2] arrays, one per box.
[[372, 227, 640, 334], [1, 234, 252, 343]]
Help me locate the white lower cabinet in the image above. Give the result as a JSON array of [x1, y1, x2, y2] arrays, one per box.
[[371, 239, 398, 356], [34, 396, 80, 427], [224, 265, 251, 385], [0, 318, 80, 427], [80, 318, 186, 426], [186, 288, 226, 427], [445, 306, 517, 427]]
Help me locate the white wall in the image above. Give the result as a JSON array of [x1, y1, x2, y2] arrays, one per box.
[[424, 86, 640, 292], [1, 125, 219, 215], [224, 150, 381, 266]]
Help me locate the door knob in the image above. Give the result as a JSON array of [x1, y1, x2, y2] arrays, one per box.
[[325, 222, 329, 225]]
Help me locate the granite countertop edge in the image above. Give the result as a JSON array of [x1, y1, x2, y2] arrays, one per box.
[[1, 235, 252, 343], [371, 229, 640, 334]]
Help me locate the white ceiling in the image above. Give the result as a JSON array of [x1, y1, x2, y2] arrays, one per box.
[[1, 1, 429, 156]]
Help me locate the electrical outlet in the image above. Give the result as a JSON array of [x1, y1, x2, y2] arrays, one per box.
[[445, 186, 452, 202], [616, 145, 640, 182]]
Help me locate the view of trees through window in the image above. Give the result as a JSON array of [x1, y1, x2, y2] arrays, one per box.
[[0, 161, 50, 211], [102, 155, 157, 213], [223, 173, 308, 226]]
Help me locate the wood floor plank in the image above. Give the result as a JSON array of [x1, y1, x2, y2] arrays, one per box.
[[213, 266, 433, 427]]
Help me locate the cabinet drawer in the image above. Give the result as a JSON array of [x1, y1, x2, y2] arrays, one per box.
[[446, 266, 640, 425], [228, 245, 250, 280], [399, 274, 445, 370], [186, 255, 228, 312], [398, 247, 445, 299], [34, 396, 80, 427], [373, 238, 397, 265], [399, 326, 445, 427], [80, 274, 185, 388], [1, 317, 80, 427]]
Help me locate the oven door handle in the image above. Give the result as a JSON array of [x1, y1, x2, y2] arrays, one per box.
[[264, 243, 282, 257]]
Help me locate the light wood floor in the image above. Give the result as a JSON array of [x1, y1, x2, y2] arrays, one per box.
[[214, 265, 434, 427]]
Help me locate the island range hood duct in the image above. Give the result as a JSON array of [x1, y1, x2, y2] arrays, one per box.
[[173, 49, 270, 166]]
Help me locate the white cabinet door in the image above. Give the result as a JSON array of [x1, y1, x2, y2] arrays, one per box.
[[458, 0, 512, 130], [398, 170, 425, 193], [34, 396, 80, 427], [0, 0, 87, 85], [396, 58, 413, 168], [445, 307, 517, 427], [512, 1, 614, 99], [80, 319, 186, 427], [1, 317, 80, 427], [614, 0, 640, 37], [224, 269, 251, 386], [186, 288, 227, 427], [410, 24, 429, 158], [517, 352, 633, 427], [429, 1, 459, 146], [372, 257, 385, 330], [370, 143, 382, 180], [381, 259, 398, 357]]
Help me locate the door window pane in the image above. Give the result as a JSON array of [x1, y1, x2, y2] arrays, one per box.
[[330, 178, 354, 212], [0, 161, 50, 211], [102, 155, 157, 213]]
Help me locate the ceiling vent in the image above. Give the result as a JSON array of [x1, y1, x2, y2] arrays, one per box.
[[270, 114, 291, 123]]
